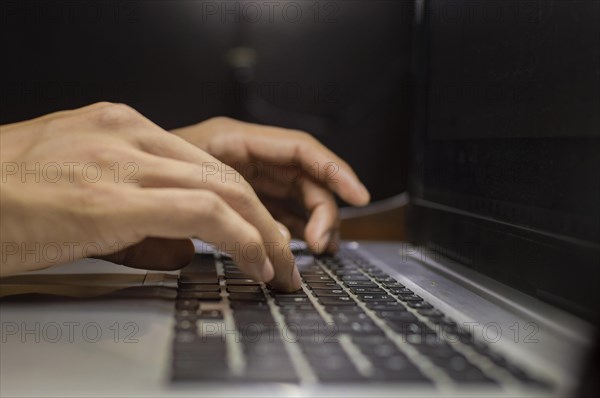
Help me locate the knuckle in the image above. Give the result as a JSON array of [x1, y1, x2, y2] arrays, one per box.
[[92, 102, 145, 127], [245, 226, 263, 247], [196, 190, 224, 217], [293, 130, 316, 142], [225, 178, 256, 209], [208, 116, 234, 127]]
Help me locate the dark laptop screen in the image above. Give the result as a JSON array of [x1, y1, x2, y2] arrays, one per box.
[[411, 0, 600, 319]]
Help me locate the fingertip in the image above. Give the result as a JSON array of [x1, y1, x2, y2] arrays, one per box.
[[260, 257, 275, 282], [275, 221, 291, 241], [352, 182, 371, 206]]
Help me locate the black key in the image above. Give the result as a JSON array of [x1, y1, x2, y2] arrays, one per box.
[[199, 309, 223, 320], [365, 301, 406, 311], [275, 296, 310, 304], [399, 294, 423, 302], [356, 294, 395, 302], [177, 292, 222, 301], [341, 275, 370, 281], [319, 296, 356, 306], [278, 303, 316, 312], [174, 319, 196, 332], [285, 313, 325, 324], [418, 309, 444, 318], [374, 276, 397, 283], [227, 279, 260, 286], [388, 287, 413, 295], [308, 282, 340, 289], [228, 292, 266, 302], [381, 281, 404, 288], [230, 301, 269, 310], [175, 312, 199, 322], [224, 273, 252, 280], [344, 281, 377, 288], [311, 289, 347, 297], [349, 287, 385, 294], [322, 305, 364, 313], [178, 284, 221, 292], [408, 301, 433, 309], [227, 286, 262, 294], [336, 321, 382, 335], [271, 292, 307, 299], [179, 275, 219, 285], [334, 269, 363, 276], [300, 269, 327, 276], [175, 299, 199, 310], [390, 322, 436, 336], [303, 275, 334, 283], [379, 311, 417, 322], [368, 270, 389, 277], [241, 365, 299, 383], [331, 312, 371, 322]]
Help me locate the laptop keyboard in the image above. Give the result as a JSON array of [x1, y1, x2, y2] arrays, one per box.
[[171, 249, 548, 387]]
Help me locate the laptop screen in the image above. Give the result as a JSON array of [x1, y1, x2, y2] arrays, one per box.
[[410, 0, 600, 319]]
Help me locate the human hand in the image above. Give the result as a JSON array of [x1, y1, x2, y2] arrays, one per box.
[[0, 103, 300, 291], [173, 117, 370, 254]]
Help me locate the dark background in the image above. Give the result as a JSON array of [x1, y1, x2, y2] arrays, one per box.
[[0, 0, 415, 202]]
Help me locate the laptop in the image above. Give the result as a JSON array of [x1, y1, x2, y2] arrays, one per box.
[[1, 0, 598, 396]]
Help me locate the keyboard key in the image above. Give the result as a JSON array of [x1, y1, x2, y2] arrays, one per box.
[[228, 293, 266, 302], [177, 292, 222, 301], [344, 281, 378, 288], [418, 309, 444, 318], [227, 279, 260, 286], [381, 281, 404, 288], [356, 294, 395, 302], [307, 282, 340, 289], [227, 286, 262, 294], [322, 305, 365, 313], [377, 311, 416, 322], [175, 299, 199, 310], [230, 301, 269, 311], [336, 321, 382, 335], [178, 284, 221, 292], [319, 296, 356, 306], [199, 309, 223, 320], [275, 296, 310, 304], [365, 301, 406, 311], [349, 287, 385, 294], [407, 300, 432, 309], [303, 275, 334, 283], [179, 275, 219, 285], [311, 289, 347, 297], [341, 275, 370, 281]]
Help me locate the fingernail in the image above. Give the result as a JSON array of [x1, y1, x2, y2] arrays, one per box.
[[260, 257, 275, 282], [275, 221, 291, 241]]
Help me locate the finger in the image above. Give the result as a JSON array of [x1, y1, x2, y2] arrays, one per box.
[[130, 148, 301, 291], [275, 221, 291, 242], [300, 178, 340, 254], [128, 188, 275, 283], [98, 238, 194, 271], [222, 121, 370, 206]]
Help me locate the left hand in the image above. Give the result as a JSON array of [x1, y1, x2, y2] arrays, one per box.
[[173, 117, 370, 254]]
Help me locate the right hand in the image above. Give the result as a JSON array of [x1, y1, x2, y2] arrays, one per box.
[[0, 102, 301, 291]]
